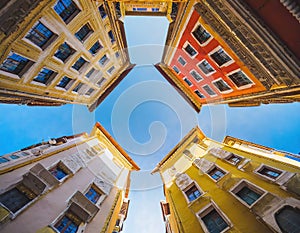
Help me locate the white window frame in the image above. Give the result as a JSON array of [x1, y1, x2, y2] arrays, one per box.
[[224, 153, 244, 166], [190, 69, 203, 82], [172, 65, 180, 74], [194, 89, 206, 99], [30, 67, 57, 87], [208, 46, 234, 67], [206, 165, 229, 182], [197, 201, 232, 233], [197, 59, 216, 76], [226, 69, 254, 90], [191, 22, 213, 47], [182, 181, 203, 204], [178, 56, 187, 67], [55, 75, 75, 91], [230, 179, 267, 208], [183, 41, 198, 59], [212, 78, 233, 94], [202, 84, 217, 97], [254, 164, 285, 182]]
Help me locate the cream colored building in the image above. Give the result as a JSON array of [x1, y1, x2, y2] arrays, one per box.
[[0, 0, 133, 111], [0, 122, 139, 233]]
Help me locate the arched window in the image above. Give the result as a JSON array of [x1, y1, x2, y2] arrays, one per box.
[[275, 206, 300, 233]]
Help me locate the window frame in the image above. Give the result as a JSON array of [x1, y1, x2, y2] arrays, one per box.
[[230, 179, 267, 208], [194, 90, 206, 99], [191, 23, 213, 47], [172, 65, 180, 74], [53, 0, 81, 24], [89, 41, 103, 55], [182, 182, 203, 204], [31, 67, 57, 86], [202, 84, 217, 97], [254, 164, 285, 182], [53, 42, 76, 63], [206, 165, 228, 182], [84, 183, 104, 205], [212, 78, 233, 94], [48, 161, 72, 182], [183, 42, 198, 58], [183, 77, 193, 87], [51, 209, 83, 233], [75, 23, 93, 43], [197, 202, 232, 233], [197, 59, 215, 76], [224, 153, 243, 166], [177, 56, 187, 66], [227, 69, 254, 90], [71, 56, 89, 73], [55, 76, 74, 90], [209, 46, 234, 67], [190, 69, 203, 82]]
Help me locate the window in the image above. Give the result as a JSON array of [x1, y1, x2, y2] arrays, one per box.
[[54, 42, 75, 62], [54, 0, 80, 24], [195, 90, 205, 99], [0, 53, 33, 76], [98, 5, 107, 19], [210, 48, 231, 66], [72, 82, 83, 93], [201, 208, 229, 233], [108, 30, 115, 43], [184, 184, 201, 202], [54, 211, 82, 233], [208, 166, 226, 181], [184, 78, 192, 86], [0, 157, 9, 163], [198, 60, 215, 75], [33, 68, 56, 85], [89, 41, 102, 55], [152, 8, 159, 12], [190, 70, 203, 82], [85, 68, 95, 78], [99, 54, 109, 66], [10, 155, 20, 159], [228, 71, 252, 88], [275, 206, 300, 233], [178, 56, 186, 66], [115, 52, 120, 58], [57, 76, 73, 89], [225, 153, 242, 165], [256, 165, 282, 180], [75, 24, 93, 43], [49, 162, 70, 181], [72, 57, 87, 71], [203, 85, 216, 96], [213, 79, 232, 92], [107, 66, 115, 74], [85, 88, 94, 96], [173, 65, 180, 74], [96, 77, 106, 86], [184, 44, 197, 57], [85, 185, 101, 204], [25, 22, 57, 49], [231, 180, 265, 207], [192, 24, 211, 44], [0, 185, 36, 213]]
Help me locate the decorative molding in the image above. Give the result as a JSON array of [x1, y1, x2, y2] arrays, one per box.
[[280, 0, 300, 23]]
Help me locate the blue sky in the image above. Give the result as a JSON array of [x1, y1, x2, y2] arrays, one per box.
[[0, 16, 300, 233]]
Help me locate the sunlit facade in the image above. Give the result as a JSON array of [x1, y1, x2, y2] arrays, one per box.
[[0, 123, 139, 233], [153, 127, 300, 233], [156, 0, 300, 112], [0, 0, 133, 111]]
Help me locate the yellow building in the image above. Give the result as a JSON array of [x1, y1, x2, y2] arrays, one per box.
[[0, 122, 139, 233], [0, 0, 133, 111], [153, 127, 300, 233]]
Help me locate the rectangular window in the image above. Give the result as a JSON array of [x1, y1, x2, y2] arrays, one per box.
[[85, 68, 95, 78], [25, 22, 57, 49], [108, 30, 115, 43], [173, 65, 180, 74], [184, 184, 201, 202], [210, 48, 231, 66], [0, 185, 36, 213], [213, 79, 231, 92], [228, 71, 252, 88], [33, 68, 56, 85], [201, 208, 229, 233], [226, 153, 242, 165], [192, 25, 211, 44], [72, 82, 83, 93], [98, 5, 107, 19], [54, 42, 75, 62], [208, 166, 226, 181], [72, 57, 87, 71], [195, 90, 205, 99], [99, 54, 109, 66], [89, 41, 102, 55], [198, 60, 215, 75], [85, 88, 94, 96], [190, 70, 203, 82], [96, 77, 106, 86], [75, 24, 93, 43], [0, 53, 33, 76], [256, 165, 282, 180], [57, 76, 72, 89], [49, 162, 70, 181], [54, 0, 80, 24], [203, 85, 216, 96], [107, 66, 115, 74], [0, 157, 9, 163], [54, 211, 82, 233], [231, 180, 265, 207], [152, 8, 159, 12], [178, 56, 186, 66], [184, 44, 197, 57], [85, 185, 101, 204], [184, 78, 193, 86]]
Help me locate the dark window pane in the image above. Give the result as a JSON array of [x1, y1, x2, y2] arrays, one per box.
[[190, 70, 203, 81], [99, 55, 108, 66], [213, 80, 231, 92], [55, 214, 80, 233], [85, 68, 95, 78], [98, 5, 107, 19], [57, 76, 72, 88], [228, 71, 252, 88], [33, 68, 55, 85], [259, 167, 281, 179], [54, 42, 75, 62], [185, 185, 201, 202], [275, 206, 300, 233], [0, 157, 9, 163], [178, 57, 186, 66], [73, 82, 83, 92], [173, 66, 180, 74], [0, 53, 31, 76], [75, 24, 93, 42], [85, 88, 94, 96], [208, 167, 225, 180], [184, 78, 192, 86], [85, 187, 101, 204], [72, 57, 87, 71], [203, 85, 216, 96], [89, 41, 102, 55], [107, 66, 115, 74], [49, 165, 68, 180], [54, 0, 80, 23], [236, 186, 261, 205], [192, 25, 211, 44], [198, 60, 214, 74], [108, 30, 115, 43], [202, 209, 228, 233], [211, 48, 231, 66], [184, 44, 197, 56], [195, 90, 205, 99]]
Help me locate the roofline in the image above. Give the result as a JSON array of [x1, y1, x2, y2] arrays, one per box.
[[95, 122, 140, 171]]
